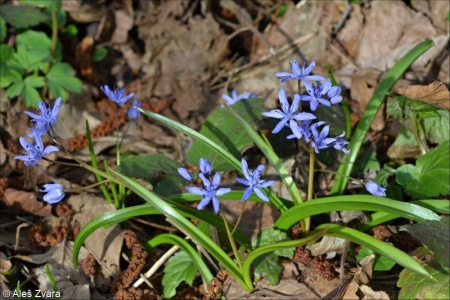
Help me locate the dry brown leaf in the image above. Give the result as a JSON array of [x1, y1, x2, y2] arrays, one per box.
[[15, 241, 92, 299], [68, 194, 123, 279], [111, 10, 133, 44], [359, 284, 390, 300], [308, 236, 346, 257], [2, 189, 52, 217], [392, 81, 450, 110]]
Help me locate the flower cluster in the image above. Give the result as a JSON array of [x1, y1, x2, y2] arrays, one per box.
[[178, 158, 274, 213], [14, 98, 65, 203], [100, 85, 142, 121], [265, 60, 349, 154]]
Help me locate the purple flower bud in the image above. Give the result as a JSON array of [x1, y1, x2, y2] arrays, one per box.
[[365, 181, 386, 197], [40, 183, 65, 204]]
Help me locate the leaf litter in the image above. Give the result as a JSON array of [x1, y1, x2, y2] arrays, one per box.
[[1, 0, 449, 298]]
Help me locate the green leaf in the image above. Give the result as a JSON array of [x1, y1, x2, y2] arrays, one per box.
[[401, 217, 450, 268], [373, 165, 396, 186], [251, 228, 293, 258], [357, 247, 396, 271], [253, 254, 282, 285], [46, 62, 82, 100], [187, 98, 264, 171], [24, 75, 45, 88], [422, 109, 449, 143], [396, 141, 450, 198], [22, 84, 42, 107], [0, 44, 14, 63], [63, 24, 78, 38], [92, 47, 108, 62], [20, 0, 61, 9], [331, 40, 434, 195], [398, 249, 449, 299], [351, 145, 380, 175], [0, 17, 6, 42], [274, 195, 440, 231], [115, 154, 185, 196], [162, 251, 197, 298], [16, 29, 51, 50], [0, 4, 49, 28], [2, 69, 22, 84], [147, 234, 213, 284], [7, 81, 24, 98], [250, 228, 294, 285]]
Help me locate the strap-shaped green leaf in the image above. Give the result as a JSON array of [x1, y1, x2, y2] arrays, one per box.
[[331, 40, 434, 195], [275, 195, 440, 230], [147, 234, 213, 283], [313, 224, 430, 277]]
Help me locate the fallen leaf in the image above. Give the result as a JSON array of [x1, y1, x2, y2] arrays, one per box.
[[359, 284, 390, 300], [392, 81, 450, 110], [2, 189, 52, 217]]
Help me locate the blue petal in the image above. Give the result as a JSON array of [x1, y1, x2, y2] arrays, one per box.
[[242, 187, 253, 201], [197, 196, 212, 210], [262, 110, 285, 119], [216, 187, 231, 197], [272, 119, 288, 134], [236, 177, 250, 186], [199, 158, 212, 174], [254, 188, 269, 202], [186, 186, 206, 195], [178, 168, 193, 181], [240, 158, 250, 181], [278, 88, 289, 113]]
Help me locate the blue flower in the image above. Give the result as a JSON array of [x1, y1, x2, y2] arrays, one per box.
[[311, 124, 335, 153], [327, 85, 343, 104], [275, 60, 325, 83], [333, 132, 350, 154], [365, 181, 386, 197], [178, 158, 213, 181], [300, 80, 334, 111], [127, 99, 142, 120], [40, 183, 65, 204], [25, 98, 62, 134], [222, 89, 256, 106], [236, 158, 274, 202], [262, 88, 316, 136], [15, 132, 59, 166], [186, 173, 231, 213], [100, 85, 135, 105]]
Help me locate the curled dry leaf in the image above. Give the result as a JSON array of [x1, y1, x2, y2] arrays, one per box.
[[392, 81, 450, 110], [2, 189, 52, 217]]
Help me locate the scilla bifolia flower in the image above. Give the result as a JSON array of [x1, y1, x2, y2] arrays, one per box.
[[25, 98, 62, 134], [186, 173, 230, 213], [178, 158, 213, 181], [222, 89, 256, 106], [40, 183, 65, 204], [365, 181, 386, 197], [127, 99, 142, 121], [236, 158, 274, 202], [262, 88, 316, 136], [275, 60, 324, 83], [15, 132, 59, 166], [100, 85, 135, 105]]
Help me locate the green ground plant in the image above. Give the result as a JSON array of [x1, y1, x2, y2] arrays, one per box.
[[12, 37, 449, 298]]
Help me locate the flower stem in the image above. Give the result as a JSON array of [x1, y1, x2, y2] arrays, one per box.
[[304, 142, 315, 235], [65, 179, 109, 193], [220, 209, 243, 271], [231, 201, 247, 236]]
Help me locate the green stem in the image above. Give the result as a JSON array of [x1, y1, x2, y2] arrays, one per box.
[[304, 142, 315, 234], [231, 201, 247, 236], [220, 209, 243, 270], [65, 179, 109, 193]]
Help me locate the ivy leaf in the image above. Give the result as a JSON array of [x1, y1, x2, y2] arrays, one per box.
[[46, 62, 82, 100], [401, 217, 449, 268], [162, 251, 197, 298], [250, 228, 294, 285], [396, 141, 450, 198], [0, 4, 49, 29], [115, 154, 185, 196], [187, 98, 264, 171], [398, 248, 449, 299]]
